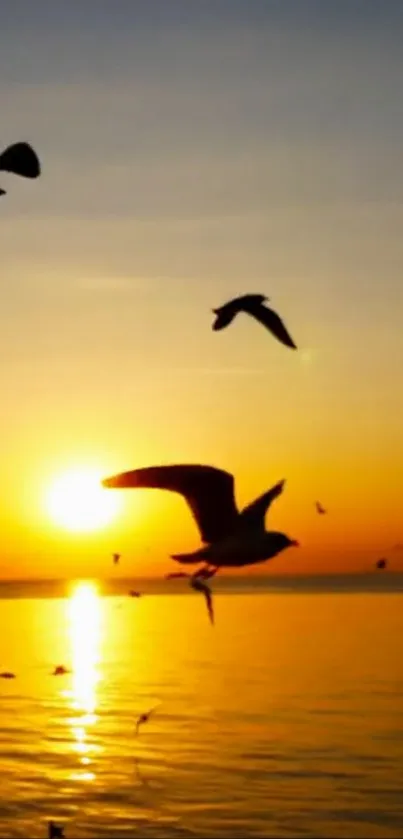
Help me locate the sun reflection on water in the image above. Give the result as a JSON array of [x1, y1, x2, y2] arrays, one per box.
[[67, 581, 102, 781]]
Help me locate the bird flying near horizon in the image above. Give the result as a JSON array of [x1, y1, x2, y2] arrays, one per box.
[[212, 294, 297, 350]]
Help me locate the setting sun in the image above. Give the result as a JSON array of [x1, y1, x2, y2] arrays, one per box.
[[45, 468, 121, 533]]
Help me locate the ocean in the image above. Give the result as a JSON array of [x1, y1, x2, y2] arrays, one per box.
[[0, 576, 402, 837]]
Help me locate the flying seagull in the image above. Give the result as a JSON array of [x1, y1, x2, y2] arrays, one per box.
[[129, 590, 141, 597], [315, 501, 327, 515], [135, 705, 160, 736], [52, 665, 70, 676], [0, 672, 16, 679], [48, 821, 64, 839], [0, 141, 41, 194], [0, 142, 41, 178], [102, 464, 298, 571], [113, 552, 120, 566], [376, 558, 387, 570], [190, 575, 214, 625], [212, 294, 297, 350]]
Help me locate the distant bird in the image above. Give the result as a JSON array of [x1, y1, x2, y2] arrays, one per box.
[[0, 142, 41, 178], [376, 558, 387, 570], [52, 665, 70, 676], [190, 576, 214, 625], [48, 821, 64, 839], [103, 464, 298, 572], [315, 501, 327, 515], [212, 294, 297, 350], [113, 553, 120, 566], [129, 590, 141, 597], [135, 705, 160, 736], [0, 672, 16, 679]]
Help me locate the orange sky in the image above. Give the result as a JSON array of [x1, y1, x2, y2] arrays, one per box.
[[1, 2, 403, 578]]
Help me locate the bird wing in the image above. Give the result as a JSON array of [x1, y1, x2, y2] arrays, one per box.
[[248, 304, 297, 349], [103, 464, 238, 544], [239, 480, 285, 531], [0, 142, 41, 178]]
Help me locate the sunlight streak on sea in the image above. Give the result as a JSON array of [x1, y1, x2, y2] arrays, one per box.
[[0, 583, 402, 837]]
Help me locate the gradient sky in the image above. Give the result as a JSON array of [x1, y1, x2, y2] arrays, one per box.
[[1, 0, 403, 578]]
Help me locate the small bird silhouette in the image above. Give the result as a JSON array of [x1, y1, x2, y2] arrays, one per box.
[[0, 672, 16, 679], [190, 576, 214, 625], [212, 294, 297, 349], [113, 553, 120, 566], [48, 821, 64, 839], [376, 558, 387, 570], [135, 705, 160, 736], [315, 501, 327, 515], [0, 142, 41, 179], [52, 665, 70, 676], [129, 590, 141, 597]]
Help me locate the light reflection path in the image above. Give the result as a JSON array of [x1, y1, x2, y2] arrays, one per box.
[[66, 581, 102, 782]]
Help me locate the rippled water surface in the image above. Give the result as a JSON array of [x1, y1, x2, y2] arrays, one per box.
[[0, 584, 402, 837]]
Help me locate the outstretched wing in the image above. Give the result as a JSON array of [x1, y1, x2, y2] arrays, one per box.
[[0, 142, 41, 178], [103, 464, 238, 544], [239, 479, 285, 531], [249, 304, 297, 349]]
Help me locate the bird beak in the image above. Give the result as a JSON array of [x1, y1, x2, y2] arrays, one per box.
[[291, 539, 300, 547]]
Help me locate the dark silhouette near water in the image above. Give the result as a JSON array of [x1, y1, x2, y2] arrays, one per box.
[[48, 821, 64, 838], [103, 464, 298, 572], [52, 665, 70, 676], [0, 672, 16, 679], [135, 705, 160, 736], [129, 589, 141, 597], [212, 294, 297, 349], [190, 575, 214, 624], [0, 142, 41, 194], [376, 558, 387, 570], [315, 501, 327, 515]]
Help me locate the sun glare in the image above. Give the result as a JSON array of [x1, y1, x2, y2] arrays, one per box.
[[45, 467, 121, 533], [67, 581, 102, 782]]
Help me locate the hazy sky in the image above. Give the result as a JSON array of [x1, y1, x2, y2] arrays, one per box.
[[1, 1, 403, 578]]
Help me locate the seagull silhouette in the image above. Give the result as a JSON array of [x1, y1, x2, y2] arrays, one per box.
[[190, 576, 214, 624], [0, 142, 41, 178], [52, 665, 70, 676], [129, 590, 141, 597], [376, 558, 387, 570], [113, 553, 120, 565], [48, 821, 64, 839], [315, 501, 327, 515], [135, 705, 160, 736], [103, 464, 298, 571], [212, 294, 297, 350], [0, 672, 16, 679]]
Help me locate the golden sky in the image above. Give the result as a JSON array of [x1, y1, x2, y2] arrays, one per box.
[[1, 2, 403, 578]]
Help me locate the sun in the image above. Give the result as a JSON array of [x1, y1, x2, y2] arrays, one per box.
[[45, 467, 121, 533]]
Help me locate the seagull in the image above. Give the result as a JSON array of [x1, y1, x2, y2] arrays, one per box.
[[190, 575, 214, 624], [0, 672, 16, 679], [129, 590, 141, 597], [48, 821, 64, 839], [113, 552, 120, 566], [212, 294, 297, 350], [52, 665, 70, 676], [376, 558, 387, 570], [315, 501, 327, 515], [102, 464, 298, 571], [0, 142, 41, 178], [135, 705, 160, 736]]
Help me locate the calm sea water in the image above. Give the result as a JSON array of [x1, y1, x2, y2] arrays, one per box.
[[0, 580, 402, 838]]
